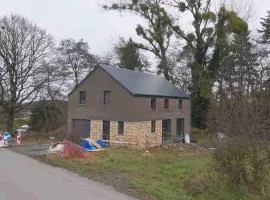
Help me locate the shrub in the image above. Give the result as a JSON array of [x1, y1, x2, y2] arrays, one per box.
[[184, 171, 214, 196], [214, 135, 269, 193], [69, 133, 82, 144], [31, 100, 66, 132]]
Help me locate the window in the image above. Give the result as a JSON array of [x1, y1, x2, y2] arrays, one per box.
[[79, 91, 86, 104], [151, 120, 156, 133], [164, 99, 169, 109], [118, 121, 124, 135], [104, 91, 111, 104], [176, 118, 184, 138], [151, 98, 156, 109], [179, 100, 183, 109]]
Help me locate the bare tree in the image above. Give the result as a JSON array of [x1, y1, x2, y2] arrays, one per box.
[[215, 0, 255, 21], [38, 57, 69, 102], [58, 38, 98, 87], [0, 14, 53, 130]]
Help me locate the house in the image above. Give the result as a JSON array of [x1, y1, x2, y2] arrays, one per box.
[[68, 65, 190, 148]]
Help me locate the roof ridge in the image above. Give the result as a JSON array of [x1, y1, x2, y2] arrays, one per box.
[[101, 64, 160, 78]]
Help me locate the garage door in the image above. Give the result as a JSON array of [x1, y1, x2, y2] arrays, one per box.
[[72, 119, 90, 138]]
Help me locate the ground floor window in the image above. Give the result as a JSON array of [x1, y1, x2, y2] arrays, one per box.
[[118, 121, 124, 135], [151, 120, 156, 132], [176, 118, 184, 138]]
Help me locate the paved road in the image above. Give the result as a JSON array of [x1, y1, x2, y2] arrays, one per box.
[[0, 148, 137, 200]]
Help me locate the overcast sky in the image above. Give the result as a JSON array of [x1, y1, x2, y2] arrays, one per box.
[[0, 0, 269, 56]]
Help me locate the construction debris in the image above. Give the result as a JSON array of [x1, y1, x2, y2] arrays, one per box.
[[60, 140, 86, 158], [80, 138, 106, 152]]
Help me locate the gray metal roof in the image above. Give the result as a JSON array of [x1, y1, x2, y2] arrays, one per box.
[[100, 65, 188, 98]]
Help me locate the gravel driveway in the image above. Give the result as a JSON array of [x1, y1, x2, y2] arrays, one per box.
[[0, 148, 137, 200]]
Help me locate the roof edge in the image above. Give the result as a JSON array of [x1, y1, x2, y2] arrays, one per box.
[[133, 94, 190, 99], [68, 66, 99, 97], [68, 64, 190, 99]]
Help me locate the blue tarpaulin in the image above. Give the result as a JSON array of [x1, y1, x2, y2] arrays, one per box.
[[80, 139, 97, 152], [3, 132, 11, 141], [96, 140, 109, 148]]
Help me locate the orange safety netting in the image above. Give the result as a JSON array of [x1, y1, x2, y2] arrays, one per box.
[[60, 139, 86, 158]]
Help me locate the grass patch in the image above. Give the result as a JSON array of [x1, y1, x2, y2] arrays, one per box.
[[13, 117, 31, 128], [191, 128, 219, 148], [0, 117, 31, 130], [45, 145, 248, 200]]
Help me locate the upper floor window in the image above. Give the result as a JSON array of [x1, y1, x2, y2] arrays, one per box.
[[179, 100, 183, 109], [79, 91, 86, 104], [164, 99, 169, 109], [104, 91, 111, 104], [118, 121, 124, 135], [151, 98, 156, 109]]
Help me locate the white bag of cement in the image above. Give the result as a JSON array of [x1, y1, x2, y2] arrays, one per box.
[[48, 144, 64, 153], [0, 139, 7, 147], [55, 144, 64, 151]]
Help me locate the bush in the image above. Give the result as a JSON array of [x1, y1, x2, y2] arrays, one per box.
[[30, 100, 66, 132], [184, 171, 214, 196], [214, 135, 269, 193], [69, 133, 82, 144], [191, 128, 218, 148]]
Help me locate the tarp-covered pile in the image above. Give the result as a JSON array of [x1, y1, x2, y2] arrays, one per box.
[[0, 132, 11, 148], [80, 138, 108, 152], [48, 138, 108, 158]]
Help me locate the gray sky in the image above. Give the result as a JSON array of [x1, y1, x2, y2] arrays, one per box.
[[0, 0, 269, 56]]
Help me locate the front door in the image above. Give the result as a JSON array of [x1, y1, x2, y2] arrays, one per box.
[[176, 118, 185, 140], [102, 120, 110, 141], [162, 119, 171, 142]]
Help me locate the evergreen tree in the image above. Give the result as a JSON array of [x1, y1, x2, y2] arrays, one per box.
[[258, 11, 270, 44], [257, 11, 270, 90], [114, 38, 148, 71], [226, 30, 259, 95]]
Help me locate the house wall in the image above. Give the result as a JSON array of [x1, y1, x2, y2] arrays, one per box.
[[68, 67, 190, 139], [89, 120, 162, 149]]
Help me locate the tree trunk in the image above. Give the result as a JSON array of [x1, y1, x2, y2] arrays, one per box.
[[7, 107, 15, 131], [161, 50, 170, 81], [191, 50, 211, 129], [75, 71, 79, 86]]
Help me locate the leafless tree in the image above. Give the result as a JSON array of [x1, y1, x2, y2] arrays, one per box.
[[38, 45, 72, 102], [214, 0, 255, 21], [58, 38, 98, 87], [0, 14, 53, 130]]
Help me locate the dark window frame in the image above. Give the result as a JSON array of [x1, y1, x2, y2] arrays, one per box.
[[79, 91, 86, 104], [179, 99, 183, 109], [118, 121, 124, 135], [151, 98, 156, 109], [164, 99, 169, 109], [151, 120, 156, 133], [103, 91, 111, 104]]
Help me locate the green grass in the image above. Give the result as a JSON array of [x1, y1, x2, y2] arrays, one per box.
[[191, 128, 219, 148], [13, 117, 31, 129], [0, 117, 31, 130], [46, 145, 247, 200]]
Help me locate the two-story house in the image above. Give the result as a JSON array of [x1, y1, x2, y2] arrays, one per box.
[[68, 65, 190, 148]]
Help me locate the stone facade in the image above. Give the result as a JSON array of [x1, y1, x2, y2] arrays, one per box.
[[89, 120, 162, 149]]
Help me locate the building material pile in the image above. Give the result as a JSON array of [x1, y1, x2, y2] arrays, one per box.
[[80, 138, 107, 152], [60, 139, 86, 158]]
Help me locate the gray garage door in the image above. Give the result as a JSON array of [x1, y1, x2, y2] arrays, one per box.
[[72, 119, 90, 138]]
